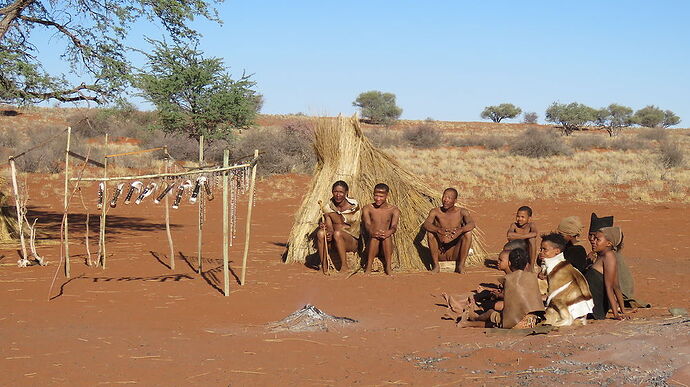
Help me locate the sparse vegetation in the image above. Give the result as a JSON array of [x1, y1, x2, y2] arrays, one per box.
[[594, 104, 634, 137], [366, 129, 404, 148], [523, 112, 538, 124], [634, 105, 681, 128], [451, 134, 506, 150], [658, 141, 684, 169], [510, 128, 572, 158], [353, 91, 403, 125], [402, 124, 442, 148], [545, 102, 597, 135], [637, 127, 668, 142], [480, 103, 522, 123], [570, 134, 607, 150]]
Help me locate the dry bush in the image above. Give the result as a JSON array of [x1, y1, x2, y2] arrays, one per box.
[[68, 108, 156, 139], [509, 128, 572, 158], [610, 136, 647, 151], [637, 127, 668, 142], [451, 134, 506, 150], [570, 134, 608, 150], [658, 141, 685, 169], [143, 132, 201, 162], [13, 127, 71, 173], [233, 125, 315, 175], [365, 129, 404, 148], [403, 124, 442, 148], [0, 127, 21, 148]]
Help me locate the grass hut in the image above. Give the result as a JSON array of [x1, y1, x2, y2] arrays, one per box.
[[285, 115, 489, 271], [0, 190, 20, 243]]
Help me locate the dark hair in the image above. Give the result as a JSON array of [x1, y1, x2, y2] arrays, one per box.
[[517, 206, 533, 217], [332, 180, 349, 191], [503, 239, 528, 252], [374, 183, 390, 193], [508, 248, 529, 271], [541, 232, 566, 252], [443, 187, 458, 198]]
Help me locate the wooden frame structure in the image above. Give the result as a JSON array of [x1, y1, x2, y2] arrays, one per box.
[[58, 137, 260, 297]]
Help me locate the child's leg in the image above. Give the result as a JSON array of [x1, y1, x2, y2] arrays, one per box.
[[364, 237, 380, 274], [382, 236, 394, 275], [426, 231, 440, 272]]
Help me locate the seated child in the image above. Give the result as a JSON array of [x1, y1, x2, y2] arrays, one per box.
[[540, 233, 594, 326], [361, 183, 400, 275], [585, 227, 626, 320], [463, 248, 544, 328], [507, 206, 539, 271]]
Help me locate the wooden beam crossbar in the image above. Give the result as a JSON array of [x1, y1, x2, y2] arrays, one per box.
[[70, 162, 254, 182]]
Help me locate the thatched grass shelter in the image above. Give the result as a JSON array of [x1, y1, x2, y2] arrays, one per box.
[[285, 115, 489, 271], [0, 191, 20, 243]]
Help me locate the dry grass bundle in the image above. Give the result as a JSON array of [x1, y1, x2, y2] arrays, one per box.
[[285, 115, 489, 271], [0, 189, 20, 243]]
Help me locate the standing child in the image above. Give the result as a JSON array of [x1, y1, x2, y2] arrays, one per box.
[[507, 206, 539, 271], [362, 183, 400, 275], [585, 227, 626, 320]]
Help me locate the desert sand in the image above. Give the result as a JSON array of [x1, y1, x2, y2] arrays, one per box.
[[1, 174, 689, 386]]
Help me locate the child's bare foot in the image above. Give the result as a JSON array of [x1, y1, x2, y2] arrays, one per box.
[[431, 265, 440, 273]]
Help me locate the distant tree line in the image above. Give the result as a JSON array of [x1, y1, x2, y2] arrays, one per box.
[[481, 102, 681, 136], [353, 91, 682, 135]]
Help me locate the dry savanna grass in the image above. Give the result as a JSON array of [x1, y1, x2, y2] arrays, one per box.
[[391, 145, 690, 203]]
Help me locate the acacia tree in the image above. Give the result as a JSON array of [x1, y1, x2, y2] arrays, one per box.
[[353, 91, 402, 125], [594, 104, 634, 137], [0, 0, 220, 104], [545, 102, 596, 135], [480, 103, 522, 123], [137, 41, 260, 142]]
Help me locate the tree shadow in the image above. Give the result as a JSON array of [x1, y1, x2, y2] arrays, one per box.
[[50, 274, 85, 300], [149, 250, 171, 270]]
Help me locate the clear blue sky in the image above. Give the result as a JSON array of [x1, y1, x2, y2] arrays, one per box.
[[40, 1, 690, 123]]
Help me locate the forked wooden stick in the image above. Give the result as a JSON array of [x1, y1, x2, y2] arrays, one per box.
[[317, 200, 336, 274]]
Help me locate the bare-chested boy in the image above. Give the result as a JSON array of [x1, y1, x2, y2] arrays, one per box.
[[423, 188, 475, 273], [316, 181, 361, 274], [362, 183, 400, 275], [506, 206, 538, 271]]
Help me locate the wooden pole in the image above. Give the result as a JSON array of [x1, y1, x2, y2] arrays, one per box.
[[164, 148, 175, 270], [240, 149, 258, 285], [99, 134, 109, 269], [197, 135, 204, 274], [8, 158, 27, 260], [222, 149, 230, 296], [63, 127, 72, 277]]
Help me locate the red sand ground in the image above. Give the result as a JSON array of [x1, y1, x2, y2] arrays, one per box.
[[1, 174, 689, 386]]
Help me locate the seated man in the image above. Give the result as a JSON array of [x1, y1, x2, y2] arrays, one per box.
[[423, 188, 475, 273], [464, 248, 545, 328], [540, 233, 594, 326], [316, 180, 361, 274]]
